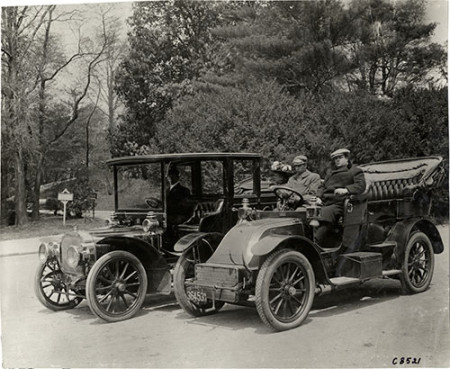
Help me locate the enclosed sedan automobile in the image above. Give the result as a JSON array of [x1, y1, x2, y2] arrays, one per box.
[[35, 152, 275, 322], [174, 156, 446, 331]]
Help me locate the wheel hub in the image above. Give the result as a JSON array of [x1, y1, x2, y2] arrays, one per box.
[[113, 281, 126, 293]]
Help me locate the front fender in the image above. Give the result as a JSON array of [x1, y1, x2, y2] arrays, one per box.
[[174, 232, 224, 253], [252, 234, 329, 283], [251, 234, 313, 256], [96, 236, 171, 294]]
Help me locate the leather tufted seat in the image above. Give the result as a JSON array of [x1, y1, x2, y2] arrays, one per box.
[[177, 199, 224, 232], [366, 175, 421, 201]]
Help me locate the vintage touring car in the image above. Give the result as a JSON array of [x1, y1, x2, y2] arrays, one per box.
[[173, 156, 446, 331], [35, 152, 277, 322]]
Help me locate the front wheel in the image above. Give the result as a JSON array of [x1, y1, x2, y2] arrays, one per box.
[[174, 240, 224, 317], [256, 249, 315, 331], [34, 259, 83, 311], [400, 232, 434, 294], [86, 251, 147, 322]]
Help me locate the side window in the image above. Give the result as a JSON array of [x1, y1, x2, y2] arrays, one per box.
[[201, 161, 224, 195], [117, 163, 162, 209], [234, 160, 257, 195], [174, 165, 193, 193]]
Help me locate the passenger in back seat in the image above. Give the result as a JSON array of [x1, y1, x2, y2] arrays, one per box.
[[315, 148, 366, 247]]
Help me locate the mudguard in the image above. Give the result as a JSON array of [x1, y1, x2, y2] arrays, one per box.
[[96, 236, 171, 294], [173, 232, 224, 253], [251, 234, 329, 283], [386, 218, 444, 264]]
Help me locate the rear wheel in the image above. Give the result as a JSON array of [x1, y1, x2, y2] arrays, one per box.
[[256, 249, 315, 331], [174, 239, 224, 317], [34, 259, 83, 311], [401, 232, 434, 293], [86, 251, 147, 322]]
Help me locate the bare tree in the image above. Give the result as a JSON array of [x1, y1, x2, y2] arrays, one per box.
[[1, 5, 109, 224]]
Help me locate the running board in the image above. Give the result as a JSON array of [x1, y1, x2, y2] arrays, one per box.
[[382, 269, 402, 276], [329, 276, 361, 286]]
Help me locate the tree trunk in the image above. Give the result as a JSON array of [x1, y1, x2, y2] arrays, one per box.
[[14, 148, 28, 226], [1, 155, 11, 226], [31, 153, 44, 220]]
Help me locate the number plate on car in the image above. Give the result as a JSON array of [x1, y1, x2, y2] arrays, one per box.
[[186, 286, 208, 305]]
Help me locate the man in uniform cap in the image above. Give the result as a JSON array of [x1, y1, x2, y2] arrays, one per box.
[[315, 148, 366, 246], [286, 155, 321, 204]]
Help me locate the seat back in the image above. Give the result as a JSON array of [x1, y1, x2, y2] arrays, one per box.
[[360, 156, 443, 202]]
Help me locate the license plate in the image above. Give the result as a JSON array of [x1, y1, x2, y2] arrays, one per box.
[[186, 287, 208, 305]]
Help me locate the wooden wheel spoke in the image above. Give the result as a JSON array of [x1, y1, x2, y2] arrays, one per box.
[[273, 298, 283, 315], [119, 262, 129, 279], [293, 274, 305, 285], [125, 282, 140, 288], [120, 295, 129, 309], [106, 295, 115, 312], [98, 290, 112, 303], [124, 290, 138, 299], [288, 266, 300, 283], [123, 270, 137, 282], [269, 292, 282, 304]]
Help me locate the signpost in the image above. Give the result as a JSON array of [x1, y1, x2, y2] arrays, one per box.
[[58, 188, 73, 226], [90, 192, 97, 218]]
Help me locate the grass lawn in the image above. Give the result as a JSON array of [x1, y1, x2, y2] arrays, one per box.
[[0, 215, 106, 241]]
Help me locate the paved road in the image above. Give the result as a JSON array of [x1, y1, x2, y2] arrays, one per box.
[[0, 226, 448, 368]]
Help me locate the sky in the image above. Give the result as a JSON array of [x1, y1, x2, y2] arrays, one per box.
[[1, 0, 448, 46]]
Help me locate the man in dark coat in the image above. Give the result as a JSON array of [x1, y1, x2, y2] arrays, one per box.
[[166, 166, 193, 226], [315, 148, 366, 246]]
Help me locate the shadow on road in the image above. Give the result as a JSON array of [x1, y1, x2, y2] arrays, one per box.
[[172, 278, 404, 334], [310, 278, 402, 318]]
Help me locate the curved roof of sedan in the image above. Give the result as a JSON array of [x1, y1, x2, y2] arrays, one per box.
[[106, 152, 262, 166]]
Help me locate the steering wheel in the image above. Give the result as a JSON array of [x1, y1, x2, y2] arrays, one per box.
[[145, 197, 162, 208], [271, 186, 304, 211]]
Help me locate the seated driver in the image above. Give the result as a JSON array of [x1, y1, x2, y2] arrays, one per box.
[[286, 155, 321, 206], [315, 148, 366, 245], [166, 166, 194, 226]]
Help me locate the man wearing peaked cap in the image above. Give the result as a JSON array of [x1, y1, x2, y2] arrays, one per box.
[[316, 148, 366, 249], [286, 154, 321, 204], [330, 148, 350, 159]]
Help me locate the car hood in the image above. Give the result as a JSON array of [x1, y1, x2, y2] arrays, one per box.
[[206, 217, 302, 268]]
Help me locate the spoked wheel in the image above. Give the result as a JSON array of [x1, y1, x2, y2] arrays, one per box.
[[86, 251, 147, 322], [401, 232, 434, 293], [174, 238, 225, 317], [34, 259, 83, 311], [256, 249, 315, 331]]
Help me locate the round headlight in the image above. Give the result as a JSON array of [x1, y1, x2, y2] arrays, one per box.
[[66, 246, 80, 268], [38, 243, 49, 262], [142, 219, 151, 232]]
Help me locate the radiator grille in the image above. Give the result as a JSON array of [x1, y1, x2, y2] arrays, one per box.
[[195, 264, 242, 286]]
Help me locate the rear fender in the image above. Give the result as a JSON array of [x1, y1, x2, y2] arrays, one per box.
[[387, 218, 444, 265], [96, 236, 171, 294], [252, 235, 328, 283], [174, 232, 224, 254]]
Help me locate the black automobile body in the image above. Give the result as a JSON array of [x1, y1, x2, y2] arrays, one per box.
[[35, 152, 275, 321], [174, 156, 446, 331]]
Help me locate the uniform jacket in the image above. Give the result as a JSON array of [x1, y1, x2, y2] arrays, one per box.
[[167, 183, 193, 225], [318, 163, 366, 205], [287, 170, 322, 203]]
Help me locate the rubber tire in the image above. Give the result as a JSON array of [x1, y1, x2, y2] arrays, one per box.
[[173, 250, 225, 317], [86, 251, 147, 322], [256, 249, 315, 331], [34, 260, 83, 311], [400, 232, 434, 294]]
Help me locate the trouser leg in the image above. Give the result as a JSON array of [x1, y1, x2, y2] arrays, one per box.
[[315, 203, 343, 247]]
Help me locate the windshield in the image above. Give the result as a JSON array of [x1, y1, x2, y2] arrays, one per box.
[[116, 163, 162, 210]]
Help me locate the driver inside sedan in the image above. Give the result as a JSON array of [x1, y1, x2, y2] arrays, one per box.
[[279, 155, 322, 208]]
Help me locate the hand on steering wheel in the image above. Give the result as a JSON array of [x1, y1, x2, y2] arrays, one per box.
[[145, 197, 162, 208], [271, 186, 304, 211]]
